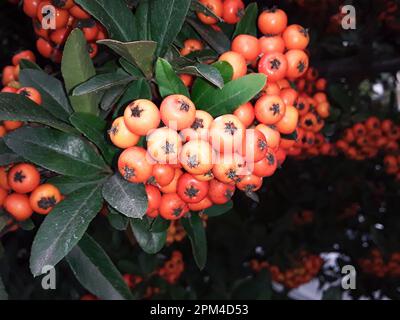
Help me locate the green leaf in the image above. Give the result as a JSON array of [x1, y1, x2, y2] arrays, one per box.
[[102, 174, 148, 219], [119, 58, 144, 78], [0, 139, 23, 166], [75, 0, 136, 41], [187, 17, 231, 54], [19, 69, 73, 122], [19, 59, 42, 70], [181, 213, 207, 270], [178, 63, 224, 88], [191, 61, 233, 105], [107, 207, 129, 231], [18, 218, 35, 231], [62, 29, 98, 115], [72, 72, 134, 96], [149, 0, 192, 57], [100, 85, 127, 111], [135, 0, 151, 40], [150, 216, 171, 233], [0, 276, 7, 300], [190, 0, 223, 23], [195, 73, 266, 116], [130, 218, 167, 254], [30, 184, 104, 277], [4, 127, 109, 177], [98, 40, 156, 79], [113, 79, 152, 118], [67, 233, 133, 300], [232, 3, 258, 37], [204, 201, 233, 217], [0, 93, 75, 133], [155, 58, 189, 98], [69, 112, 117, 164], [47, 175, 108, 195]]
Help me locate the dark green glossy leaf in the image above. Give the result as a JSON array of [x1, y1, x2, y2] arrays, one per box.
[[204, 201, 233, 217], [4, 127, 109, 177], [113, 79, 152, 118], [102, 174, 148, 219], [187, 17, 231, 54], [130, 218, 167, 254], [100, 85, 127, 111], [192, 61, 233, 98], [62, 29, 98, 115], [178, 63, 224, 88], [0, 93, 75, 133], [191, 61, 233, 105], [0, 139, 23, 166], [195, 73, 266, 116], [150, 216, 171, 232], [69, 112, 118, 164], [232, 3, 258, 37], [181, 213, 207, 270], [19, 69, 73, 122], [72, 72, 134, 96], [47, 175, 108, 195], [107, 207, 129, 231], [135, 0, 151, 40], [75, 0, 136, 41], [119, 58, 144, 78], [155, 58, 189, 98], [190, 0, 223, 23], [98, 40, 156, 79], [30, 184, 104, 277], [67, 233, 133, 300], [19, 59, 42, 70], [149, 0, 192, 57]]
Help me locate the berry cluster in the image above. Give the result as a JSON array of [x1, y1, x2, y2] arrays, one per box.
[[22, 0, 106, 62], [0, 163, 62, 222], [359, 249, 400, 278], [334, 118, 400, 178], [196, 0, 245, 26], [250, 252, 324, 289], [285, 68, 332, 157], [1, 50, 43, 137]]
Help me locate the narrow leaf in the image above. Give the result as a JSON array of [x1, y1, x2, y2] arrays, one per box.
[[72, 72, 134, 96], [155, 58, 189, 98], [5, 127, 109, 177], [98, 40, 156, 79], [195, 73, 266, 116], [150, 0, 192, 57], [19, 69, 73, 122], [75, 0, 137, 41], [67, 233, 133, 300], [62, 29, 98, 115], [69, 112, 118, 164], [102, 174, 148, 219], [181, 213, 207, 270], [30, 184, 104, 276], [130, 218, 167, 254], [187, 17, 231, 54], [232, 3, 258, 37], [0, 93, 75, 133]]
